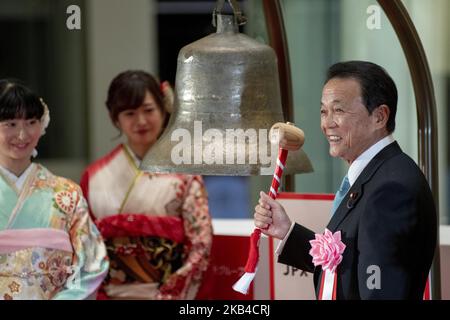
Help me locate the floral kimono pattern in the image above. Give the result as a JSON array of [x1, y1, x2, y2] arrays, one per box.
[[0, 164, 109, 300], [80, 144, 212, 300]]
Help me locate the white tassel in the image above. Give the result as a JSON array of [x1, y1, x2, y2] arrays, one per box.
[[232, 272, 256, 295]]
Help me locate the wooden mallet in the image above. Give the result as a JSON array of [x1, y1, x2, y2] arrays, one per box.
[[233, 122, 305, 294]]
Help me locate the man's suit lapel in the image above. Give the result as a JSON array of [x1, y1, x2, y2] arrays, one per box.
[[327, 142, 403, 232], [314, 142, 403, 299]]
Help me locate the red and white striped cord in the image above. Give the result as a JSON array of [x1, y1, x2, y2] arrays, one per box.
[[232, 148, 288, 294]]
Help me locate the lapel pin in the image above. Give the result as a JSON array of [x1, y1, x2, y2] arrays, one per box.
[[350, 192, 358, 199], [347, 192, 359, 209]]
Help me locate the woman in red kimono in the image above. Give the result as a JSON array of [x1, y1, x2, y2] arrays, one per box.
[[80, 71, 213, 300]]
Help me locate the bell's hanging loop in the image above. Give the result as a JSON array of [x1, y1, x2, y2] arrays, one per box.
[[212, 0, 247, 28]]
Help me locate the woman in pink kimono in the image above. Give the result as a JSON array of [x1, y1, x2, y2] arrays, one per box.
[[80, 71, 213, 300], [0, 79, 109, 300]]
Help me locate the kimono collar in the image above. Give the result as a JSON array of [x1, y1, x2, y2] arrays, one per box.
[[123, 144, 141, 169], [0, 163, 36, 190]]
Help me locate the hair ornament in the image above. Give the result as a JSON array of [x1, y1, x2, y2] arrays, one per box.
[[160, 81, 174, 114], [39, 97, 50, 136]]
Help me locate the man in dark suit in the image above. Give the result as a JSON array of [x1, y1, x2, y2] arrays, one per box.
[[254, 61, 437, 299]]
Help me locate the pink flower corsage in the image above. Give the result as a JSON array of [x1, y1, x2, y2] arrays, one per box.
[[309, 228, 346, 273]]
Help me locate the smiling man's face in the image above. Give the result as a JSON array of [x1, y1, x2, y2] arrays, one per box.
[[320, 77, 385, 164]]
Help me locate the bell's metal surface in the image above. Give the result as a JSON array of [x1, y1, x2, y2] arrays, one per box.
[[141, 14, 313, 175]]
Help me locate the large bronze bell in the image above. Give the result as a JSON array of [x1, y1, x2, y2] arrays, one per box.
[[141, 6, 313, 175]]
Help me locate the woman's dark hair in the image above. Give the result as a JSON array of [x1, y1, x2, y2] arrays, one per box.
[[325, 61, 398, 133], [106, 70, 167, 126], [0, 79, 44, 121]]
